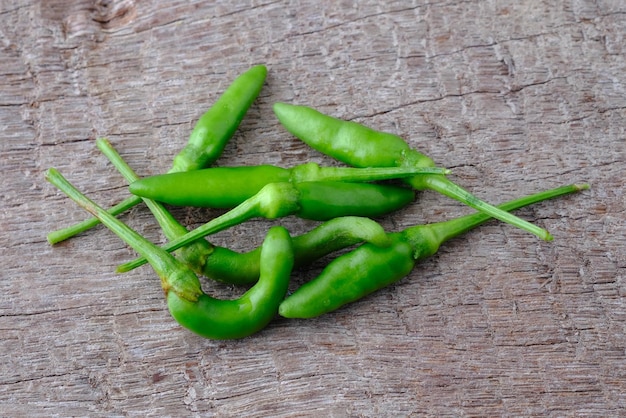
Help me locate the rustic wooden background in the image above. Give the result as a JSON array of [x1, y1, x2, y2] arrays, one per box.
[[1, 1, 624, 416]]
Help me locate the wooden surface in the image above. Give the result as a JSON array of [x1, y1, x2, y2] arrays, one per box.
[[1, 1, 624, 416]]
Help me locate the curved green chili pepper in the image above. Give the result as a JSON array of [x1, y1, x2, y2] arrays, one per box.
[[118, 180, 416, 271], [46, 65, 267, 244], [279, 183, 589, 318], [45, 168, 294, 340], [168, 225, 293, 340], [273, 102, 555, 241], [119, 215, 391, 285], [128, 162, 449, 208]]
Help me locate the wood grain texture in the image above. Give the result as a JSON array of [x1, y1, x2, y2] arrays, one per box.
[[1, 1, 624, 416]]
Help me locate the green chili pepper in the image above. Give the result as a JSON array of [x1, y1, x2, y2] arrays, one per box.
[[170, 65, 268, 172], [279, 183, 589, 318], [119, 215, 391, 285], [128, 163, 449, 208], [132, 165, 291, 208], [168, 225, 293, 340], [45, 168, 294, 340], [273, 102, 556, 241], [118, 180, 417, 271], [46, 65, 267, 244]]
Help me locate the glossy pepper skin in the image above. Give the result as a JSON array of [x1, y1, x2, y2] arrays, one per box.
[[279, 183, 589, 318], [167, 226, 294, 339], [279, 233, 417, 317], [197, 216, 391, 285], [274, 104, 428, 170], [47, 65, 267, 244], [293, 181, 414, 221], [118, 180, 416, 271], [273, 102, 554, 242], [170, 65, 268, 172], [131, 165, 291, 208], [128, 162, 448, 208], [46, 168, 294, 340]]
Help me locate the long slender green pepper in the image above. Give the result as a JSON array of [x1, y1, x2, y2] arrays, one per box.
[[280, 183, 590, 318]]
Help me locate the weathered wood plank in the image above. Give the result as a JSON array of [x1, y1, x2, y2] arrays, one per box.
[[1, 0, 624, 416]]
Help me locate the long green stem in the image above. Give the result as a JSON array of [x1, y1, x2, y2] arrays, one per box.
[[45, 168, 202, 301], [46, 195, 141, 244], [413, 174, 555, 241], [289, 163, 450, 182], [46, 168, 169, 268], [96, 139, 214, 274], [96, 139, 191, 239], [404, 183, 590, 249]]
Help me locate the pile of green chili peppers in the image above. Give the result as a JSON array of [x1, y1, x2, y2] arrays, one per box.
[[46, 65, 589, 339]]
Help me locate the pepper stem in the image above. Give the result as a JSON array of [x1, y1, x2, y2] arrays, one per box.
[[410, 174, 557, 241], [289, 162, 450, 183], [404, 183, 589, 254], [44, 168, 203, 301], [46, 195, 141, 244], [96, 139, 190, 240], [96, 138, 214, 273]]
